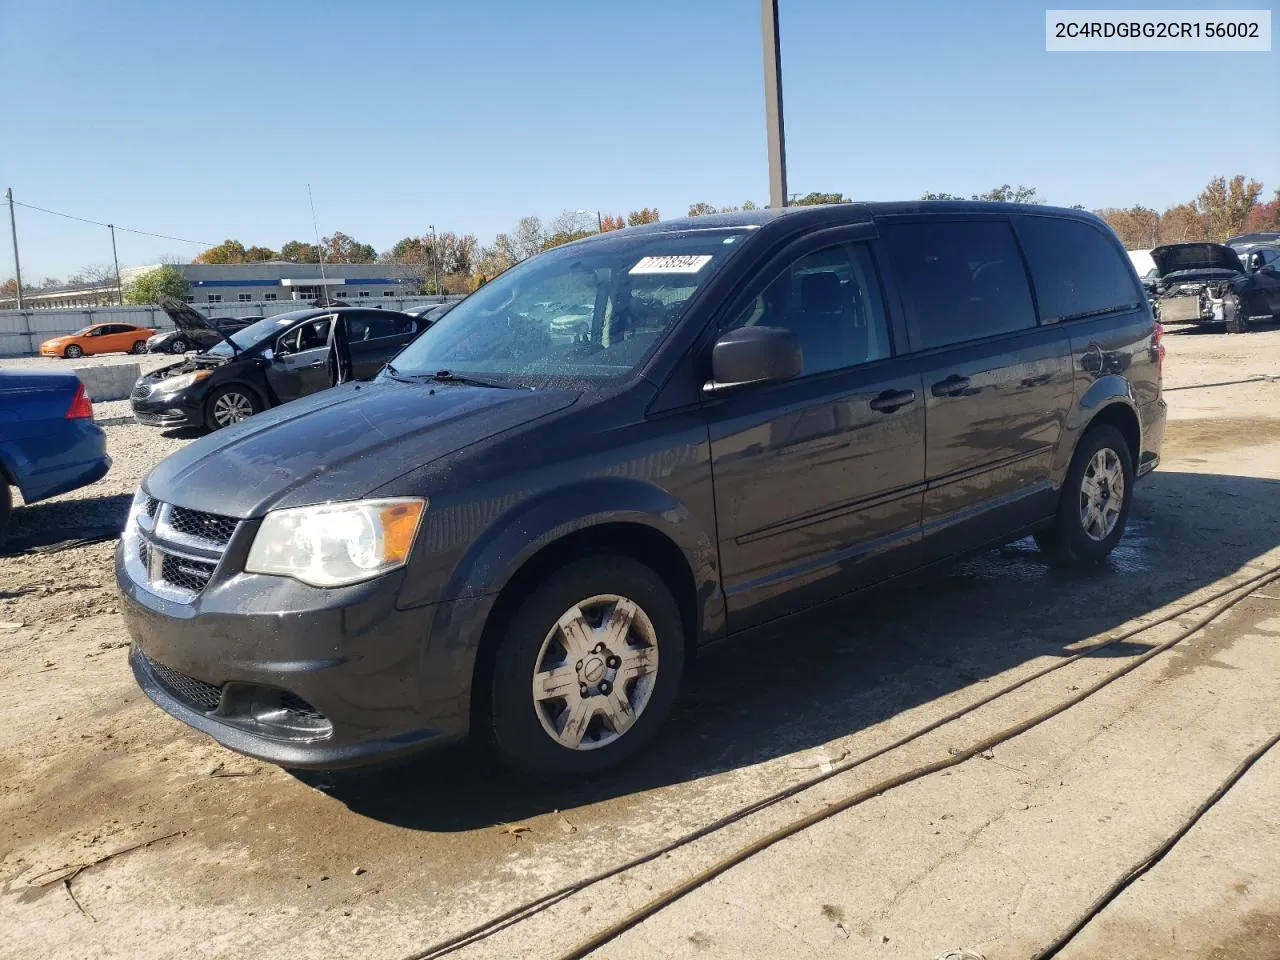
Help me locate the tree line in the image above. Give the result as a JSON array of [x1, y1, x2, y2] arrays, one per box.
[[8, 175, 1276, 303]]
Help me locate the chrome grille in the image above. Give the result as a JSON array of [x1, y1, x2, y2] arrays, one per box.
[[160, 553, 217, 593], [132, 382, 153, 401], [126, 495, 238, 603], [168, 506, 237, 547], [145, 655, 223, 711]]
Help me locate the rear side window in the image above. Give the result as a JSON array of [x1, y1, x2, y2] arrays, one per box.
[[1016, 216, 1142, 322], [347, 314, 413, 341], [882, 220, 1036, 351]]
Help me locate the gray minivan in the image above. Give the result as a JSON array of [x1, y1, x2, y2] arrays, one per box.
[[118, 202, 1166, 780]]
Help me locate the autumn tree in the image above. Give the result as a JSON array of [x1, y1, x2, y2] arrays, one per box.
[[123, 265, 191, 305], [1, 278, 16, 296], [1242, 191, 1280, 233], [279, 240, 322, 263], [627, 207, 660, 225], [322, 232, 377, 263], [1157, 203, 1206, 244], [791, 191, 847, 206], [194, 239, 248, 264], [510, 216, 546, 261], [1099, 206, 1161, 249], [687, 202, 719, 217], [921, 192, 966, 201], [1197, 175, 1263, 241], [972, 185, 1040, 204], [599, 213, 626, 232], [243, 245, 278, 262]]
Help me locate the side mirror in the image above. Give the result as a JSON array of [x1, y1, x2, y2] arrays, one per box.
[[704, 326, 802, 394]]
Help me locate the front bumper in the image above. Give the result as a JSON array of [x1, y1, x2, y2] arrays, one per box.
[[116, 540, 485, 769], [130, 388, 204, 429]]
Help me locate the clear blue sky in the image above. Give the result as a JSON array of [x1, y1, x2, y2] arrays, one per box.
[[0, 0, 1275, 280]]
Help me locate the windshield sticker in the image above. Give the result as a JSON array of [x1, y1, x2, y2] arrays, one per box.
[[629, 255, 713, 275]]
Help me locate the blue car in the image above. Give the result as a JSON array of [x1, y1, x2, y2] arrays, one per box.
[[0, 370, 111, 535]]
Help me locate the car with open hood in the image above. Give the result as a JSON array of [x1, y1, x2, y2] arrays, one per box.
[[1148, 242, 1280, 331], [39, 322, 158, 359], [146, 315, 259, 355], [117, 201, 1166, 781], [129, 298, 426, 431]]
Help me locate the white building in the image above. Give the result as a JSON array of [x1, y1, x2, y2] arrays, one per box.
[[121, 262, 422, 306]]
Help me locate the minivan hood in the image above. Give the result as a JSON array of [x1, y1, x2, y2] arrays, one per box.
[[143, 379, 577, 517], [1151, 243, 1243, 277]]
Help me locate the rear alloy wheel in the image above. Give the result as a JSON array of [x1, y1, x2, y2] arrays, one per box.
[[490, 556, 685, 780], [63, 344, 83, 360], [132, 340, 148, 354], [205, 386, 259, 430], [169, 337, 188, 354], [1036, 424, 1134, 564]]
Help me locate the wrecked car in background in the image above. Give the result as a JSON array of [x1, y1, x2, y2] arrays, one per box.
[[1146, 242, 1280, 332]]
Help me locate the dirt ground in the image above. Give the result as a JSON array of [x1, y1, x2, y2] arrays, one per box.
[[2, 325, 1280, 960]]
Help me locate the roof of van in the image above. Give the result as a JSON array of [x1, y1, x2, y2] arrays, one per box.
[[623, 201, 1103, 234]]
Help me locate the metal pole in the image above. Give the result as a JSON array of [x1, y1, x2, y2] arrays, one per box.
[[6, 187, 24, 308], [597, 210, 603, 233], [760, 0, 788, 209], [108, 223, 123, 305], [430, 224, 440, 296]]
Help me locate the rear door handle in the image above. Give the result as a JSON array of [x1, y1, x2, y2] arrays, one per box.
[[869, 388, 917, 413], [930, 374, 971, 397], [306, 360, 326, 368]]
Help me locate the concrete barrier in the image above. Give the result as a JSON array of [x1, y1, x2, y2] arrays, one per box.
[[73, 363, 140, 402]]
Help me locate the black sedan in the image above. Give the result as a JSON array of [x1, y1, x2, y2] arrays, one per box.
[[146, 316, 259, 355], [131, 300, 427, 431]]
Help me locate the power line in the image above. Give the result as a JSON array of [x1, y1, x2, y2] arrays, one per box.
[[12, 199, 216, 246]]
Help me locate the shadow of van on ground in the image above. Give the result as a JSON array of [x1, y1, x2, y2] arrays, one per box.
[[304, 469, 1280, 832]]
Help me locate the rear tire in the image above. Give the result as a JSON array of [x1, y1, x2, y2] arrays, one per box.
[[489, 556, 685, 781], [1036, 424, 1134, 565], [204, 385, 260, 431], [63, 344, 82, 360]]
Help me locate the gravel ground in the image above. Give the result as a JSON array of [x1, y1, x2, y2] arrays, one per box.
[[2, 327, 1280, 960]]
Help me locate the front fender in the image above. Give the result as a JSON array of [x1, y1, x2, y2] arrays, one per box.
[[444, 476, 717, 604]]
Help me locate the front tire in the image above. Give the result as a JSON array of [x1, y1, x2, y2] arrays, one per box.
[[63, 344, 83, 360], [132, 340, 148, 354], [489, 556, 685, 781], [204, 385, 260, 431], [168, 337, 188, 354], [1036, 424, 1134, 564]]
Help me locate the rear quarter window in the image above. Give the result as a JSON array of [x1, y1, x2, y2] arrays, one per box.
[[1015, 216, 1143, 322]]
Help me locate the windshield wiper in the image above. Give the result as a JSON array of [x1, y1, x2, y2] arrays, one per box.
[[391, 368, 511, 389]]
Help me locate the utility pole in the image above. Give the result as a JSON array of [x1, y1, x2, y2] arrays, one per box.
[[760, 0, 788, 209], [597, 210, 603, 233], [5, 187, 24, 308], [429, 223, 440, 296], [108, 224, 122, 305]]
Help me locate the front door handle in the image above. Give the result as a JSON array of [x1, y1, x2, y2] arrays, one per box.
[[306, 360, 326, 369], [869, 388, 917, 413], [930, 374, 971, 397]]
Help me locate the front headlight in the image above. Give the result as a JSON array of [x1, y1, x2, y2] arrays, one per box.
[[152, 369, 212, 393], [244, 498, 426, 587]]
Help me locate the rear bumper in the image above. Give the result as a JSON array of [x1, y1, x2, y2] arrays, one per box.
[[13, 420, 111, 503], [1139, 397, 1167, 478]]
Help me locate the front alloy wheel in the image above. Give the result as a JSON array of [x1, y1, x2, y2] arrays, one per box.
[[490, 556, 685, 780], [532, 594, 659, 751], [206, 388, 257, 429]]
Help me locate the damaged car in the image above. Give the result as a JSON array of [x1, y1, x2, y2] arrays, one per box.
[[130, 298, 427, 431], [1147, 242, 1280, 332]]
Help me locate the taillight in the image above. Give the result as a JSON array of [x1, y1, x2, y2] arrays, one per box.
[[66, 382, 94, 419]]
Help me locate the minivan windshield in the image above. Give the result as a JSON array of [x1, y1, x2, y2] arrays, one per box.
[[205, 313, 314, 357], [388, 229, 750, 385]]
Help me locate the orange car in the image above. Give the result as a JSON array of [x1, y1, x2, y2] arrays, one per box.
[[39, 323, 158, 360]]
